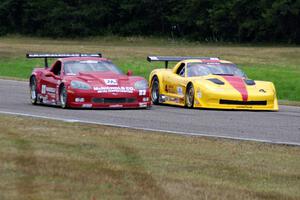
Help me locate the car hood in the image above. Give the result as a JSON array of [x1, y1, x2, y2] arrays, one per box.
[[191, 74, 275, 101], [68, 71, 132, 87]]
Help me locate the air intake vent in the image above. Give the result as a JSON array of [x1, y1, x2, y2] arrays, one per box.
[[245, 79, 256, 85], [207, 78, 225, 85], [220, 100, 267, 105], [92, 98, 136, 104]]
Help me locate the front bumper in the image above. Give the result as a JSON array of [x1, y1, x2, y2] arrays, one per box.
[[66, 89, 151, 109], [194, 90, 278, 111]]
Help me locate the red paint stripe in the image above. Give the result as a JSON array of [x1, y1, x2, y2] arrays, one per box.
[[222, 76, 248, 101]]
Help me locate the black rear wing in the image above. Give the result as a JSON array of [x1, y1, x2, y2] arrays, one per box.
[[26, 53, 102, 68], [147, 56, 219, 68]]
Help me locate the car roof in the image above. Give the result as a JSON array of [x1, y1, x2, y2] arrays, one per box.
[[183, 59, 233, 64]]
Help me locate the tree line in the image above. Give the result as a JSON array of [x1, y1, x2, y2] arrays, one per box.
[[0, 0, 299, 43]]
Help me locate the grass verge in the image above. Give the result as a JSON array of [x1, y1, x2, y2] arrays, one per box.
[[0, 114, 299, 200], [0, 35, 300, 101]]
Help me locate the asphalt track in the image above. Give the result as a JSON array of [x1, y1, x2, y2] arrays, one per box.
[[0, 79, 300, 146]]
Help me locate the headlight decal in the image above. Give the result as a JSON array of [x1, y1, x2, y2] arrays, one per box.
[[70, 81, 91, 90], [134, 80, 148, 90]]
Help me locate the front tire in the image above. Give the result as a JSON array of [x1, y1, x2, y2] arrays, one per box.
[[30, 76, 38, 105], [151, 77, 160, 105], [185, 84, 195, 108], [60, 85, 68, 109]]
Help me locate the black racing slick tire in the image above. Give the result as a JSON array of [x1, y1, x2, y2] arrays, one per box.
[[185, 84, 195, 108], [151, 77, 160, 105], [60, 85, 68, 109], [30, 76, 38, 105]]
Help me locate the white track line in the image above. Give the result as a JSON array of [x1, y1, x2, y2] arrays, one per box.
[[1, 110, 299, 146]]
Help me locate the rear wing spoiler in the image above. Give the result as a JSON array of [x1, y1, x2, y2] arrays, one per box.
[[147, 56, 219, 68], [26, 53, 102, 68]]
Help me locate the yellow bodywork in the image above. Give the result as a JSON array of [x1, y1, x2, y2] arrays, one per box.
[[149, 59, 278, 111]]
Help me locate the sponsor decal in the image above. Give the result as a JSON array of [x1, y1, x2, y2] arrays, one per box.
[[203, 62, 220, 65], [93, 87, 134, 93], [139, 90, 146, 96], [166, 96, 179, 103], [237, 105, 253, 109], [109, 104, 123, 108], [259, 89, 266, 93], [139, 103, 147, 108], [197, 91, 202, 98], [42, 85, 56, 94], [177, 87, 183, 95], [48, 93, 55, 99], [202, 58, 220, 64], [80, 60, 98, 64], [104, 79, 118, 86], [41, 85, 46, 94], [46, 87, 56, 94], [66, 73, 76, 76], [40, 95, 47, 102], [82, 104, 93, 108]]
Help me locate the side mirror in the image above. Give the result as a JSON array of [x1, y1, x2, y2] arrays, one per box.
[[127, 70, 133, 76], [45, 71, 55, 77]]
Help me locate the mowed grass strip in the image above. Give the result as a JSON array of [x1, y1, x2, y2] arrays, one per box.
[[0, 36, 300, 101], [0, 115, 299, 200]]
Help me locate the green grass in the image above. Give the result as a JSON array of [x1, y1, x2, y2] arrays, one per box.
[[0, 35, 300, 101], [0, 114, 300, 200], [241, 64, 300, 101]]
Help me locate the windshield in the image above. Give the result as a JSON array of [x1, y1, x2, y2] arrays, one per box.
[[64, 60, 123, 75], [187, 63, 246, 77]]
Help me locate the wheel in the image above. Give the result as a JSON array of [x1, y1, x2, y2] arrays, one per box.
[[151, 77, 160, 105], [185, 84, 194, 108], [30, 76, 38, 105], [60, 85, 68, 109]]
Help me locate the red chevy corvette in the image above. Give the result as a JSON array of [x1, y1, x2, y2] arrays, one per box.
[[27, 53, 151, 109]]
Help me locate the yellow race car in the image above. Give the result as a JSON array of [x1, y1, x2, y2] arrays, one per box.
[[147, 56, 278, 111]]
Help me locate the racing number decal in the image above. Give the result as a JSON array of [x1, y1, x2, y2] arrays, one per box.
[[177, 87, 183, 95], [139, 90, 146, 96], [104, 79, 118, 86]]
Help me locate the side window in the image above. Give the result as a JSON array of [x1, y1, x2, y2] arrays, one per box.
[[51, 61, 62, 76], [176, 63, 185, 77]]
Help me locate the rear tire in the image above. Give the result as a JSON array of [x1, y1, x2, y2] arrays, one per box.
[[30, 76, 38, 105], [185, 84, 194, 108], [151, 77, 160, 105], [60, 85, 68, 109]]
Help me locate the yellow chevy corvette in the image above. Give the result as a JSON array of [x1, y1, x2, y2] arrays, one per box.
[[147, 56, 278, 111]]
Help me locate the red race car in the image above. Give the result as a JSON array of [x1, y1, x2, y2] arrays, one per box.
[[27, 53, 151, 109]]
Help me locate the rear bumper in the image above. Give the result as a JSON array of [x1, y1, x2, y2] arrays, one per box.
[[66, 89, 151, 109]]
